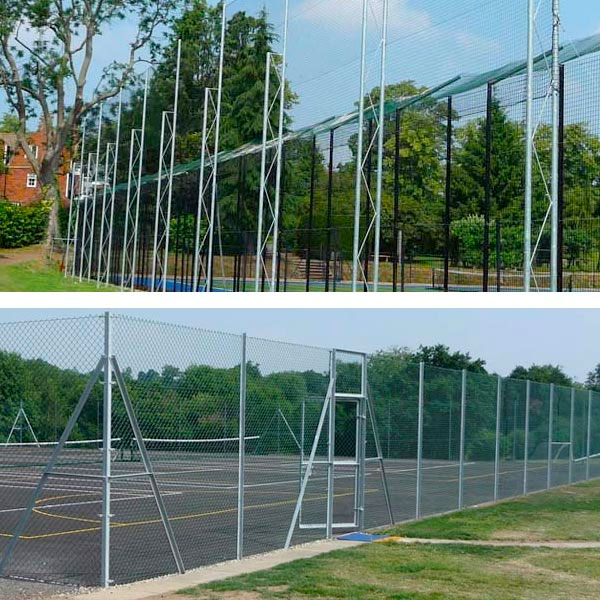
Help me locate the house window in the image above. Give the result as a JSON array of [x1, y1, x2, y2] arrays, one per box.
[[2, 145, 10, 165], [26, 173, 37, 188], [30, 145, 39, 159]]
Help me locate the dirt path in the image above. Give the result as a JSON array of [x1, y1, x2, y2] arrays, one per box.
[[388, 536, 600, 549], [0, 244, 46, 265]]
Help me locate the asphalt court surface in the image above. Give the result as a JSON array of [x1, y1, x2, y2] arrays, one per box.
[[0, 453, 596, 586]]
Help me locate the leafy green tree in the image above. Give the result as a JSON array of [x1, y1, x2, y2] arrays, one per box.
[[0, 0, 176, 247], [408, 344, 487, 373], [509, 364, 572, 386], [586, 364, 600, 391]]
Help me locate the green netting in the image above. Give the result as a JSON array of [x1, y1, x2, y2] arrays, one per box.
[[114, 33, 600, 193]]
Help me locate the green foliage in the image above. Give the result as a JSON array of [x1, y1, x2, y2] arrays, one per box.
[[0, 201, 49, 248], [0, 113, 19, 133], [509, 364, 573, 387]]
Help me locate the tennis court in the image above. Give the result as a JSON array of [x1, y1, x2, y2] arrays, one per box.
[[1, 314, 599, 588]]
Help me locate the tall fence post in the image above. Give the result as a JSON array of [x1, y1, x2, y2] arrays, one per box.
[[458, 369, 466, 509], [586, 390, 592, 480], [524, 380, 530, 494], [444, 97, 452, 293], [416, 362, 424, 519], [237, 333, 247, 560], [568, 387, 575, 484], [483, 82, 493, 292], [326, 350, 336, 539], [101, 312, 112, 587], [547, 384, 554, 489], [493, 375, 502, 501]]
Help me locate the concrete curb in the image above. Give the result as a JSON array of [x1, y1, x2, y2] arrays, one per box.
[[57, 539, 364, 600], [388, 536, 600, 549]]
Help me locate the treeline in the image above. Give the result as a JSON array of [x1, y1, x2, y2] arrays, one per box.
[[2, 345, 596, 461]]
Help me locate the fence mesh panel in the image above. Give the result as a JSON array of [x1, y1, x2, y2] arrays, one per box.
[[0, 317, 596, 587]]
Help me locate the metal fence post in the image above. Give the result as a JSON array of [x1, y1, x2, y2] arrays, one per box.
[[523, 380, 530, 494], [326, 350, 336, 539], [237, 333, 247, 560], [586, 390, 592, 480], [458, 369, 466, 509], [568, 387, 575, 484], [494, 375, 501, 501], [547, 384, 554, 489], [101, 312, 112, 587], [416, 362, 424, 519]]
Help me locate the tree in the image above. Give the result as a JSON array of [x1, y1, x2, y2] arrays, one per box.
[[586, 364, 600, 391], [509, 364, 572, 386], [0, 112, 19, 132], [408, 344, 487, 374], [0, 0, 177, 247]]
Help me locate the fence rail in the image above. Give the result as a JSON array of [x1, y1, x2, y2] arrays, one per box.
[[0, 314, 598, 587]]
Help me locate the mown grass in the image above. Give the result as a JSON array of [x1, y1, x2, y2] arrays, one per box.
[[0, 260, 118, 291], [180, 480, 600, 599], [182, 543, 600, 599], [382, 480, 600, 542]]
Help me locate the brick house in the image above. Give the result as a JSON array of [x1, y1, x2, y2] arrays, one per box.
[[0, 127, 70, 206]]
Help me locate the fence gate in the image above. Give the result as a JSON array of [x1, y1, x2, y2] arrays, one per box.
[[286, 350, 391, 546]]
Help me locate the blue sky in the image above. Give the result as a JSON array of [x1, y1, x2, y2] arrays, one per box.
[[2, 0, 599, 129], [0, 308, 597, 383]]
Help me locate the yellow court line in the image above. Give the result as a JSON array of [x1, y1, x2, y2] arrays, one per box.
[[8, 489, 378, 541]]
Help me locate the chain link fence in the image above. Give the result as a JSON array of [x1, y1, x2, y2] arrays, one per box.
[[1, 314, 599, 587]]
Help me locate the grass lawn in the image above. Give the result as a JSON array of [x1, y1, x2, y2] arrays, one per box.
[[382, 480, 600, 542], [0, 260, 119, 291], [181, 480, 600, 599]]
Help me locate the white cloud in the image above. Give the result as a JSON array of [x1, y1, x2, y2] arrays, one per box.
[[296, 0, 431, 36]]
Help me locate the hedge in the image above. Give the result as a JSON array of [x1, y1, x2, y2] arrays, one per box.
[[0, 201, 49, 249]]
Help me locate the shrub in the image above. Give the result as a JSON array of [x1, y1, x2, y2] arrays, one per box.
[[0, 201, 49, 248]]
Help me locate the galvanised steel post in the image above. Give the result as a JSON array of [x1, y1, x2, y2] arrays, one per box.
[[586, 390, 592, 480], [444, 98, 452, 292], [270, 0, 290, 290], [88, 103, 104, 280], [550, 0, 560, 291], [483, 83, 493, 292], [494, 375, 501, 501], [358, 353, 368, 530], [372, 0, 389, 292], [569, 387, 575, 484], [524, 0, 535, 292], [393, 109, 400, 292], [458, 369, 466, 509], [101, 312, 112, 587], [524, 380, 531, 494], [237, 333, 247, 560], [70, 119, 87, 277], [557, 64, 565, 291], [325, 129, 334, 292], [547, 384, 554, 489], [326, 350, 336, 538], [352, 0, 369, 292], [306, 136, 316, 292], [416, 362, 424, 518], [255, 52, 273, 292], [161, 39, 181, 292], [206, 1, 227, 292]]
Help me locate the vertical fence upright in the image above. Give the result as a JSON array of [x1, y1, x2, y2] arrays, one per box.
[[458, 369, 466, 509], [237, 333, 247, 560], [494, 375, 502, 501], [547, 384, 554, 489], [101, 312, 112, 587], [523, 380, 531, 494], [416, 362, 424, 519], [568, 387, 575, 483], [326, 349, 336, 539], [586, 390, 592, 480]]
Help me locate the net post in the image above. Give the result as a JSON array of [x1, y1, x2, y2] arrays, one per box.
[[524, 380, 530, 494], [586, 390, 592, 480], [326, 350, 336, 539], [101, 311, 112, 587], [237, 333, 247, 560], [416, 362, 424, 519], [444, 97, 452, 292], [568, 387, 575, 484], [547, 384, 554, 489], [483, 82, 493, 292], [458, 369, 466, 509], [494, 375, 501, 501]]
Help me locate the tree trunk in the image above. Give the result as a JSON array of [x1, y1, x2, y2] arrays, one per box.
[[41, 183, 60, 253]]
